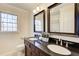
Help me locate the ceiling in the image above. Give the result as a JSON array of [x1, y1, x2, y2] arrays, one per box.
[[8, 3, 43, 11]]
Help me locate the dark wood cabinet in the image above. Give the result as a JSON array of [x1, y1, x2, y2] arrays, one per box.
[[25, 40, 49, 56], [39, 49, 49, 56], [25, 46, 32, 56], [25, 41, 32, 56]]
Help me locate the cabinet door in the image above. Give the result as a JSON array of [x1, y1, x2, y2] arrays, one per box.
[[25, 42, 32, 56], [30, 44, 40, 56], [25, 45, 32, 56], [26, 46, 32, 56]]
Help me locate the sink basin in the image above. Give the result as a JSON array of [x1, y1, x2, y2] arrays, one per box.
[[29, 38, 38, 40], [47, 44, 71, 55]]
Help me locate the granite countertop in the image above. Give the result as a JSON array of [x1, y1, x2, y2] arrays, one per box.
[[24, 37, 79, 56]]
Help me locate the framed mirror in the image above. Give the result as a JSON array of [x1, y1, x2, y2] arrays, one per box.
[[47, 3, 75, 34], [34, 10, 45, 33]]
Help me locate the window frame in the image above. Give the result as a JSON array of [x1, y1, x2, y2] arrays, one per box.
[[0, 11, 18, 32]]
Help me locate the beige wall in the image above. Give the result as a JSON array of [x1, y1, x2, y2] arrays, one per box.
[[0, 4, 33, 55], [0, 4, 32, 44]]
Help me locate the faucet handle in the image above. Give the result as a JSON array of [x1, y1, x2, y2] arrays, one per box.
[[65, 42, 68, 48], [59, 38, 61, 41], [60, 39, 63, 46], [56, 40, 59, 45]]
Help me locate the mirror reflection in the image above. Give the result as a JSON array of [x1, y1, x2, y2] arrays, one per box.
[[34, 10, 45, 33], [48, 3, 75, 34]]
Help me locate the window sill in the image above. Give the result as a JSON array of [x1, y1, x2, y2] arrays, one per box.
[[0, 31, 19, 33]]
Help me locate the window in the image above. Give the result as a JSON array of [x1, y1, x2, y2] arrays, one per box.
[[0, 12, 17, 32], [35, 20, 42, 31]]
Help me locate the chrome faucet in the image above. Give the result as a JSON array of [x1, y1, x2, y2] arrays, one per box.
[[56, 40, 59, 45], [56, 38, 69, 48], [65, 42, 68, 48], [56, 39, 62, 45]]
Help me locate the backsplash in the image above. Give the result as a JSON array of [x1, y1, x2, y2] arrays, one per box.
[[49, 34, 79, 43], [34, 32, 79, 43]]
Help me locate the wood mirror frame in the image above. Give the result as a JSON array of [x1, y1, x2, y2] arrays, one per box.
[[47, 3, 76, 35], [34, 10, 45, 33]]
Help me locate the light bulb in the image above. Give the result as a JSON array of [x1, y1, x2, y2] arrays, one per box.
[[33, 10, 36, 13], [36, 7, 40, 11]]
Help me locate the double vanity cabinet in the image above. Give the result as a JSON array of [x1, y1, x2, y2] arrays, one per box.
[[24, 3, 79, 56]]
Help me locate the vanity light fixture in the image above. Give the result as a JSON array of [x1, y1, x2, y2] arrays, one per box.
[[33, 7, 41, 14]]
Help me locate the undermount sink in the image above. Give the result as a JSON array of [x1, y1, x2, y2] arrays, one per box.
[[47, 44, 71, 55], [29, 38, 38, 40]]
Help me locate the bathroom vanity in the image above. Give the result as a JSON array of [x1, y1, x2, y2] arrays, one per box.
[[24, 37, 79, 56], [24, 3, 79, 56]]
